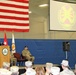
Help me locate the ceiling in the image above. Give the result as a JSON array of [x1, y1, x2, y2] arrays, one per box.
[[29, 0, 49, 18]]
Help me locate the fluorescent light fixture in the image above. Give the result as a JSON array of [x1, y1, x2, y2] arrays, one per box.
[[39, 4, 48, 7]]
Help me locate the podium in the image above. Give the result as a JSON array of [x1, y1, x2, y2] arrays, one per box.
[[0, 45, 10, 68]]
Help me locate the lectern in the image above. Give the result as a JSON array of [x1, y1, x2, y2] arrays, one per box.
[[0, 45, 10, 68]]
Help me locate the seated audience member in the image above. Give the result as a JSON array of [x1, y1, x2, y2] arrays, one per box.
[[74, 69, 76, 75], [0, 68, 12, 75], [3, 62, 10, 70], [50, 67, 60, 75], [35, 66, 45, 75], [45, 63, 53, 75], [26, 68, 36, 75], [21, 61, 36, 75], [60, 60, 75, 75], [57, 65, 63, 72], [10, 66, 19, 75], [74, 64, 76, 75], [22, 46, 35, 62], [10, 51, 17, 66]]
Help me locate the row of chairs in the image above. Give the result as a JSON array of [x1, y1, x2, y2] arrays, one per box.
[[13, 53, 28, 66]]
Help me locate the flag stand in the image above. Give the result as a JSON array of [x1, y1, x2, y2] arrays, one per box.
[[65, 51, 68, 60]]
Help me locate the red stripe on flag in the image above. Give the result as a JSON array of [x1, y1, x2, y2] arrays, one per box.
[[0, 28, 29, 32], [0, 3, 29, 9], [11, 0, 29, 3], [0, 22, 29, 26], [0, 15, 29, 20], [0, 9, 29, 15]]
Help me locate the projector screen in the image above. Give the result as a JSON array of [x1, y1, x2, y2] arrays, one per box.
[[49, 0, 76, 31]]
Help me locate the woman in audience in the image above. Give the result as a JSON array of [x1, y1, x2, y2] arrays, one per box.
[[35, 66, 45, 75]]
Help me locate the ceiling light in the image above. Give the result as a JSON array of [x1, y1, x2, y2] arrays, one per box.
[[39, 4, 48, 7], [29, 11, 32, 14]]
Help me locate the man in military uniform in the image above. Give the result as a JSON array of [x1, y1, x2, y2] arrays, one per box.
[[10, 52, 17, 66], [21, 61, 36, 75], [22, 46, 35, 62]]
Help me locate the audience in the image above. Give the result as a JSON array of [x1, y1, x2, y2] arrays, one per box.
[[10, 66, 19, 75], [45, 62, 53, 75], [1, 57, 76, 75], [35, 66, 45, 75], [60, 60, 75, 75], [50, 67, 60, 75]]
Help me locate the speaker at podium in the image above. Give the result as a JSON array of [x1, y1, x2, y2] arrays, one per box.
[[0, 45, 10, 68]]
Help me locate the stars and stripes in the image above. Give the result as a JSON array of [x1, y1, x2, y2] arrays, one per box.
[[0, 0, 29, 32]]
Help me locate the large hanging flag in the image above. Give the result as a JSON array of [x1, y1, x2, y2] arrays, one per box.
[[11, 32, 16, 53], [0, 0, 29, 32], [3, 32, 8, 45]]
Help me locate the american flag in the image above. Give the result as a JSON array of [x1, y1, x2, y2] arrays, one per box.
[[0, 0, 29, 32]]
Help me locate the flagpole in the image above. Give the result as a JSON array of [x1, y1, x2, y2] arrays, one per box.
[[3, 30, 8, 46], [11, 31, 16, 53]]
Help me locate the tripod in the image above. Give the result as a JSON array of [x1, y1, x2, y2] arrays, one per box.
[[65, 51, 68, 60]]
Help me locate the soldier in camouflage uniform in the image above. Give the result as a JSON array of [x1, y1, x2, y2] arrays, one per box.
[[22, 46, 35, 62]]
